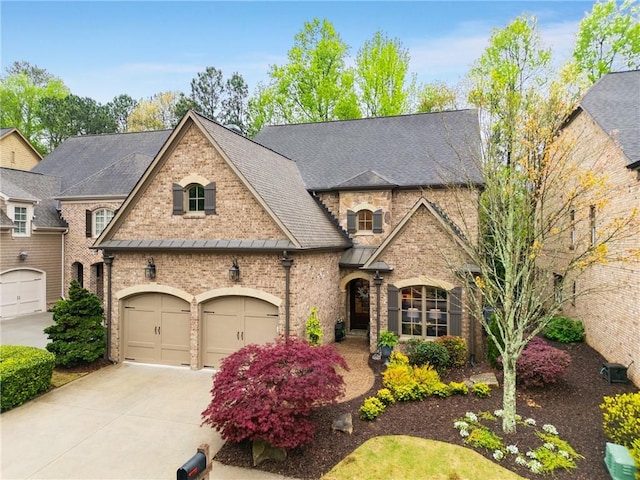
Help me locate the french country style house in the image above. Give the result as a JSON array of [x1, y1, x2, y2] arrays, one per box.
[[88, 110, 483, 368]]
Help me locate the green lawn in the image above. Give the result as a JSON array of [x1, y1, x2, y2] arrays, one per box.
[[322, 435, 527, 480]]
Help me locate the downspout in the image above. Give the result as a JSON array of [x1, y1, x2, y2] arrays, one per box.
[[280, 251, 293, 338], [373, 271, 383, 344], [61, 228, 68, 298], [103, 252, 115, 363]]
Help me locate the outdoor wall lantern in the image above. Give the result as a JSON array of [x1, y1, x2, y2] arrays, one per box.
[[229, 258, 240, 282], [18, 251, 28, 261], [145, 257, 156, 280]]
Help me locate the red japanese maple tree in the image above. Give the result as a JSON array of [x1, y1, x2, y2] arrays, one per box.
[[201, 337, 348, 449]]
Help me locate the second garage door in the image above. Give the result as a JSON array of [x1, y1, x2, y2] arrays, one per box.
[[123, 293, 191, 366], [0, 269, 46, 319], [202, 296, 279, 368]]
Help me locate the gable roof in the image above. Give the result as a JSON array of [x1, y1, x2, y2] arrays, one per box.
[[33, 130, 171, 193], [97, 111, 351, 251], [363, 197, 471, 269], [0, 127, 43, 161], [580, 70, 640, 169], [0, 167, 66, 229], [253, 110, 483, 191]]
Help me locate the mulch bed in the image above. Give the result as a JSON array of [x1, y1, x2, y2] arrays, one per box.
[[213, 339, 638, 479]]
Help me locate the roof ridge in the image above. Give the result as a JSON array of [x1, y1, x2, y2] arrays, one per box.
[[310, 192, 351, 241]]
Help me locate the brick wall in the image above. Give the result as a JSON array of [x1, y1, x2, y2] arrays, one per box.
[[555, 112, 640, 385]]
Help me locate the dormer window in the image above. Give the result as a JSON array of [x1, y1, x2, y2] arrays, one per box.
[[357, 210, 373, 231], [13, 206, 28, 236], [347, 208, 384, 234]]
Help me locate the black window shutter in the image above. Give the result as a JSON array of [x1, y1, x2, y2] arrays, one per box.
[[387, 285, 399, 333], [85, 210, 92, 237], [373, 209, 383, 233], [172, 183, 184, 215], [449, 287, 463, 336], [204, 182, 216, 215], [347, 210, 356, 233]]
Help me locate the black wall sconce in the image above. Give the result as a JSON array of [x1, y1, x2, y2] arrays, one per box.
[[18, 251, 28, 261], [145, 257, 156, 280], [229, 258, 240, 282]]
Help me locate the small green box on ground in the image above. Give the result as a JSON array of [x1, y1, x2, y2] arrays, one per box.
[[605, 442, 637, 480]]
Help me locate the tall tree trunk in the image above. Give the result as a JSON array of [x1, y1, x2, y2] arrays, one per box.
[[501, 353, 518, 433]]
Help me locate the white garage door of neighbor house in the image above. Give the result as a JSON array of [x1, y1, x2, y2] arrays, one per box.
[[123, 293, 191, 366], [202, 296, 279, 368], [0, 269, 46, 319]]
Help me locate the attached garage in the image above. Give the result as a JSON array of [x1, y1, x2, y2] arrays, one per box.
[[0, 269, 46, 319], [201, 296, 279, 368], [122, 293, 191, 366]]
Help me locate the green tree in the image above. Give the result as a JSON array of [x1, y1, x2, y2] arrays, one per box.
[[0, 62, 69, 154], [127, 91, 180, 132], [355, 30, 415, 117], [573, 0, 640, 84], [467, 15, 552, 165], [38, 94, 117, 150], [417, 82, 460, 113], [44, 280, 106, 367], [221, 72, 249, 131], [108, 94, 138, 133], [248, 18, 360, 132]]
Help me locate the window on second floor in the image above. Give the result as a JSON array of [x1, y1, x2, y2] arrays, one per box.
[[86, 208, 115, 238], [13, 206, 28, 236], [589, 205, 596, 246], [172, 182, 216, 216], [569, 209, 576, 249], [347, 208, 383, 234]]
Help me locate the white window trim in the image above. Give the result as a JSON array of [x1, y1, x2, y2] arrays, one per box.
[[9, 202, 33, 237], [93, 208, 114, 238]]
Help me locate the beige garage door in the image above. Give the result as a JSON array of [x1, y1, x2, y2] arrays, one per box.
[[0, 269, 46, 319], [123, 293, 191, 366], [202, 296, 279, 368]]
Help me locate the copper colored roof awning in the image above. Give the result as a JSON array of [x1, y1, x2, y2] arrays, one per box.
[[94, 239, 297, 251]]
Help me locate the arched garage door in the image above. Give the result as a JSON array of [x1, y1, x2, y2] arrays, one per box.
[[123, 293, 191, 366], [202, 296, 279, 368], [0, 269, 46, 319]]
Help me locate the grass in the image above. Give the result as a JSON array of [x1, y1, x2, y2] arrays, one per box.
[[322, 435, 527, 480]]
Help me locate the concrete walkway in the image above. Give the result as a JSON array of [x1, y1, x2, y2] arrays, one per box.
[[0, 314, 375, 480]]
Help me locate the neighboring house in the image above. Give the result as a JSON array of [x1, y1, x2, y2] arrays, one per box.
[[89, 110, 483, 369], [0, 128, 42, 170], [554, 70, 640, 385], [32, 130, 171, 301], [0, 168, 66, 317]]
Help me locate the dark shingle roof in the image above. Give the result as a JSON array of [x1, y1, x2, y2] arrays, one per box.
[[580, 70, 640, 168], [0, 208, 14, 228], [33, 130, 171, 192], [253, 110, 483, 191], [60, 152, 155, 197], [0, 168, 66, 228], [195, 113, 351, 250]]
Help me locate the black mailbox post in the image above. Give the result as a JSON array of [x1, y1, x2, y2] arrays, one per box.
[[177, 450, 207, 480]]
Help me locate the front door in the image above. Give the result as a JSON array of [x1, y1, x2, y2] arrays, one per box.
[[349, 278, 370, 331]]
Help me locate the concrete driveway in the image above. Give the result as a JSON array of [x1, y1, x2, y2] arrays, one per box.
[[0, 311, 54, 349], [0, 314, 296, 480]]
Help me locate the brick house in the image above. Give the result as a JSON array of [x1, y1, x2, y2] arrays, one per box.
[[0, 168, 66, 317], [553, 70, 640, 385], [90, 110, 483, 368]]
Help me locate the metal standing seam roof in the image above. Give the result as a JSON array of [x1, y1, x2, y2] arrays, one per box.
[[253, 109, 483, 191], [97, 239, 297, 251], [580, 70, 640, 169], [0, 168, 66, 228], [193, 112, 352, 250]]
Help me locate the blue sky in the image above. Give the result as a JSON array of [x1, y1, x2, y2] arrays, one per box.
[[2, 1, 595, 104]]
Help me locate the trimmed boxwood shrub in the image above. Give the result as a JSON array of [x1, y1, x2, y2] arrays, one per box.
[[435, 335, 469, 368], [407, 340, 449, 372], [0, 345, 55, 411], [543, 316, 585, 343]]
